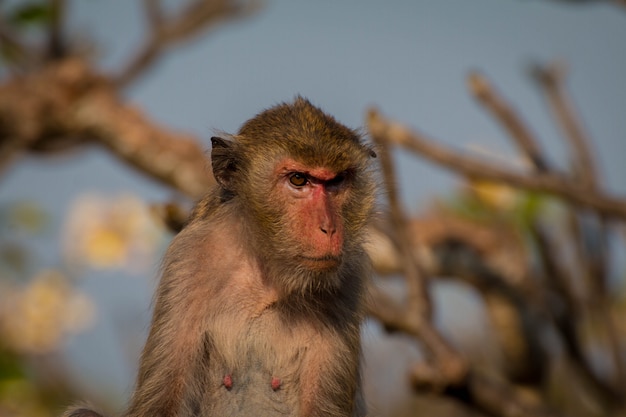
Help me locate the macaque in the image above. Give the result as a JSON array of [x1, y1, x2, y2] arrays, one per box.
[[64, 97, 376, 417]]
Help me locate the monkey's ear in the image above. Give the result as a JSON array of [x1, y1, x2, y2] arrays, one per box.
[[211, 136, 237, 191], [365, 144, 377, 158]]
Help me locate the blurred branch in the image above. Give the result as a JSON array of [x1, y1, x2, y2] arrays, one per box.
[[47, 0, 67, 59], [530, 223, 622, 413], [468, 71, 549, 171], [0, 1, 259, 194], [143, 0, 164, 31], [114, 0, 258, 89], [457, 372, 564, 417], [466, 70, 615, 395], [368, 61, 626, 415], [0, 59, 213, 197], [530, 61, 606, 292], [537, 0, 626, 10], [366, 109, 626, 219], [532, 61, 625, 391], [73, 81, 213, 198], [530, 62, 597, 188], [369, 109, 560, 416], [372, 122, 432, 320], [369, 214, 549, 387], [370, 120, 468, 391], [367, 62, 626, 412], [0, 14, 33, 70], [366, 283, 468, 393], [367, 279, 558, 417]]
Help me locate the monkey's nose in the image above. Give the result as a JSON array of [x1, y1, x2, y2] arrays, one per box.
[[320, 226, 336, 235]]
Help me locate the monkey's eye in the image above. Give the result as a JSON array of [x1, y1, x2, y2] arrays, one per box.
[[289, 173, 308, 187]]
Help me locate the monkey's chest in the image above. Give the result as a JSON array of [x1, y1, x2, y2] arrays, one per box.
[[199, 312, 313, 416]]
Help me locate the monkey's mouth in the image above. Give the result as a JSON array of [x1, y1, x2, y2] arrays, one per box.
[[299, 255, 342, 270]]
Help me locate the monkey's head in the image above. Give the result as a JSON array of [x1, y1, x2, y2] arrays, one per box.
[[210, 97, 376, 294]]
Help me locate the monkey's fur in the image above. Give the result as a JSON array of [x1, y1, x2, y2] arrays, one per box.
[[63, 97, 376, 417]]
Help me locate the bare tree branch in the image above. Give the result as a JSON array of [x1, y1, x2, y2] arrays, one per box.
[[368, 95, 626, 406], [530, 62, 608, 295], [367, 274, 558, 417], [0, 14, 34, 70], [367, 109, 626, 219], [459, 372, 565, 417], [47, 0, 67, 59], [531, 62, 625, 389], [468, 71, 549, 171], [114, 0, 258, 89], [466, 70, 617, 396], [530, 62, 597, 187], [143, 0, 164, 31], [370, 113, 469, 391], [0, 59, 213, 197], [372, 125, 432, 320], [536, 0, 626, 11], [74, 87, 213, 198], [405, 215, 547, 386]]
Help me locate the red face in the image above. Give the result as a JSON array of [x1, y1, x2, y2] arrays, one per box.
[[274, 158, 349, 270]]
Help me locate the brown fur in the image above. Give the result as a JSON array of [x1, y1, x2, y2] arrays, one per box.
[[64, 97, 376, 417]]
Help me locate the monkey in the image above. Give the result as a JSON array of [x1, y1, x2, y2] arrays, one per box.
[[64, 97, 376, 417]]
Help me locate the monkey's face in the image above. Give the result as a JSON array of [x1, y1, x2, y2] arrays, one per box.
[[269, 157, 350, 271], [210, 98, 376, 291]]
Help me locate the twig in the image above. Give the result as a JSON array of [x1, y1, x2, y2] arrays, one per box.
[[0, 59, 213, 198], [468, 71, 549, 171], [114, 0, 257, 88], [531, 62, 609, 295], [366, 284, 467, 390], [532, 62, 625, 389], [467, 70, 606, 391], [74, 88, 213, 198], [372, 122, 432, 319], [367, 109, 626, 219], [460, 372, 565, 417], [143, 0, 164, 31], [367, 283, 560, 417], [369, 111, 468, 390], [47, 0, 67, 59], [0, 16, 33, 70], [530, 62, 597, 187], [366, 283, 418, 336]]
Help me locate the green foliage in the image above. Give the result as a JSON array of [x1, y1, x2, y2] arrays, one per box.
[[0, 201, 49, 234], [8, 2, 53, 27], [441, 183, 553, 233], [0, 348, 24, 380], [0, 43, 21, 65], [512, 191, 550, 230], [0, 201, 48, 282]]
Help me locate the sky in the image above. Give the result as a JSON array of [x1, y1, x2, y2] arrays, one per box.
[[1, 0, 625, 412]]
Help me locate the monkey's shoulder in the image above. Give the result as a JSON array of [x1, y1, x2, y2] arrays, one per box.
[[158, 213, 253, 299]]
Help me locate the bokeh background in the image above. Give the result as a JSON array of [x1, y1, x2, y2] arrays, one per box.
[[1, 1, 625, 416]]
